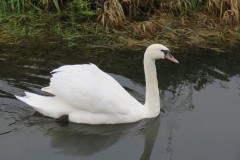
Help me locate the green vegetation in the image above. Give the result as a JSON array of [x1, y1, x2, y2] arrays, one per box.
[[0, 0, 240, 50]]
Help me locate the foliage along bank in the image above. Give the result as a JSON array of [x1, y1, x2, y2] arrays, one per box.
[[0, 0, 240, 51]]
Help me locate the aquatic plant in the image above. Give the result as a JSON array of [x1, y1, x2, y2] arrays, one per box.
[[1, 1, 240, 25], [0, 0, 26, 14], [97, 0, 125, 28], [0, 0, 240, 49], [128, 20, 160, 36], [206, 0, 240, 24], [0, 0, 92, 14], [95, 0, 206, 28]]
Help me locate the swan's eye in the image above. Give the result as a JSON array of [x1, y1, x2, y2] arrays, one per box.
[[161, 49, 170, 55]]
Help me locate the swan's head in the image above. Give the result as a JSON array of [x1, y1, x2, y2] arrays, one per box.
[[145, 44, 179, 63]]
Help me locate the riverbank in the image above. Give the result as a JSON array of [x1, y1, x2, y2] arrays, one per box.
[[0, 1, 240, 52], [114, 13, 240, 52]]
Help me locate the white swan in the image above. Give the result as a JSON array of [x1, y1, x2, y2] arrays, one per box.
[[16, 44, 178, 124]]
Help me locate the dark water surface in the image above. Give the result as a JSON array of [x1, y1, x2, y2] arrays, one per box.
[[0, 44, 240, 160]]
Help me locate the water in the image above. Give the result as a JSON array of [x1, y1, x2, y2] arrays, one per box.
[[0, 44, 240, 160]]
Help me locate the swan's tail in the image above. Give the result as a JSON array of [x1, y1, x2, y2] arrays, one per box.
[[15, 92, 74, 118]]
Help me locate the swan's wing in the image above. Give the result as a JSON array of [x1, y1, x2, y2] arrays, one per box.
[[45, 64, 136, 115]]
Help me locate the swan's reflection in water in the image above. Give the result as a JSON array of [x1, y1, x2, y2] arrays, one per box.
[[26, 113, 160, 160]]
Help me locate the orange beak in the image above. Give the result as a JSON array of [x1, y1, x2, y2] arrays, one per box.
[[165, 53, 179, 64]]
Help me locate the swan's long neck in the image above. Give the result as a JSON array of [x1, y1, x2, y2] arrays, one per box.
[[144, 54, 160, 117]]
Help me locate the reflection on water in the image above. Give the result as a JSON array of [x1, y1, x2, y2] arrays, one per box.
[[0, 44, 240, 160]]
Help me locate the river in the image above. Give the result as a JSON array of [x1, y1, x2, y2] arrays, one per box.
[[0, 44, 240, 160]]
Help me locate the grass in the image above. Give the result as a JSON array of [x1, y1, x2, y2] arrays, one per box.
[[1, 0, 240, 25], [0, 0, 240, 50], [0, 0, 98, 43], [207, 0, 240, 24], [97, 0, 125, 28]]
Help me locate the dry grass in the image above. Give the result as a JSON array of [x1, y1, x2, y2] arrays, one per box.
[[96, 0, 158, 28], [159, 0, 204, 16], [128, 20, 161, 36], [97, 0, 126, 28], [0, 0, 61, 14], [207, 0, 240, 24], [1, 0, 240, 50], [121, 0, 139, 19]]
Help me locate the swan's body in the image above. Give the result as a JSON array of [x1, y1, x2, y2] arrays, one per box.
[[16, 44, 178, 124]]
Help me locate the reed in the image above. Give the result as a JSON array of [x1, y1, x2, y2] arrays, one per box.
[[97, 0, 125, 28], [2, 1, 240, 26], [1, 0, 240, 49], [159, 0, 205, 16], [101, 0, 239, 24], [0, 0, 25, 14], [96, 0, 206, 28], [0, 0, 95, 44], [0, 0, 91, 15], [207, 0, 240, 24]]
